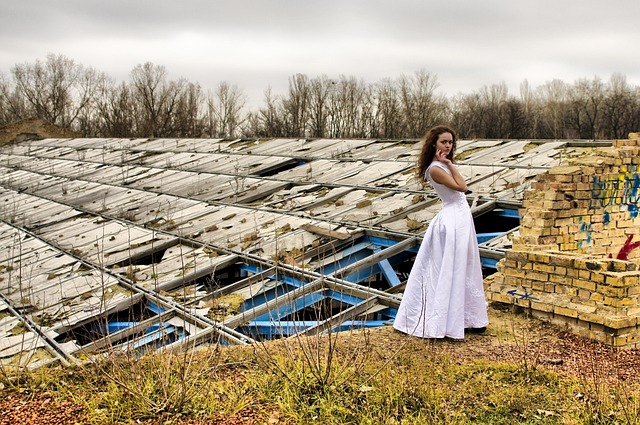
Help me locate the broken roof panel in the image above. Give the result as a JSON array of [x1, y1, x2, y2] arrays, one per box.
[[0, 135, 607, 367]]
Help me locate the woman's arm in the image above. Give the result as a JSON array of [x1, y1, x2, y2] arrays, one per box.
[[429, 150, 468, 192]]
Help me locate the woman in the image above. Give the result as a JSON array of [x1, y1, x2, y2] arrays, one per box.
[[393, 125, 489, 339]]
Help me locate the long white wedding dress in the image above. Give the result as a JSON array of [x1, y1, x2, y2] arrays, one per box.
[[393, 161, 489, 339]]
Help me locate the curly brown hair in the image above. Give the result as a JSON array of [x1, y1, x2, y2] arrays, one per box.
[[416, 125, 457, 184]]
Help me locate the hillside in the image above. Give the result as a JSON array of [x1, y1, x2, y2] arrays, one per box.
[[0, 118, 80, 146]]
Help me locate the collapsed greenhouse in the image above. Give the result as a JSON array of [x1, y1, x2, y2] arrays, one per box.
[[0, 123, 603, 367]]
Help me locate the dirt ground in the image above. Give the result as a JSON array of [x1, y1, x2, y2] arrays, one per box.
[[1, 306, 639, 425]]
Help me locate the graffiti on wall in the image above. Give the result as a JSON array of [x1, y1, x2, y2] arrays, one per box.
[[590, 165, 640, 216], [613, 234, 640, 261], [576, 217, 593, 249], [586, 165, 640, 258]]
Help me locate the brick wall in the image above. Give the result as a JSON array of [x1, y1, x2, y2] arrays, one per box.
[[488, 133, 640, 347]]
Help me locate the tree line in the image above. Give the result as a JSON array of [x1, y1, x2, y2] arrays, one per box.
[[1, 53, 638, 140]]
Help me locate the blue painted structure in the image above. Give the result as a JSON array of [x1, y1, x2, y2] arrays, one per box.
[[97, 206, 520, 342]]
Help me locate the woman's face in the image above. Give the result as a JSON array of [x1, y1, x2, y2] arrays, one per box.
[[435, 132, 454, 156]]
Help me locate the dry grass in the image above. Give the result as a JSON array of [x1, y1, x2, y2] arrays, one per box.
[[2, 306, 640, 424]]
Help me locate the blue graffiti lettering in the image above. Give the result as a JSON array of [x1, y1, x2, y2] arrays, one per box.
[[506, 289, 539, 300], [590, 167, 639, 214]]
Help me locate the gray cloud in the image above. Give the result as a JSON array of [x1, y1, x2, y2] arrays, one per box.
[[1, 0, 639, 107]]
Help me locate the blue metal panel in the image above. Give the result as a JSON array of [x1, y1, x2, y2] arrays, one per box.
[[253, 291, 325, 321], [375, 253, 402, 286], [241, 282, 297, 312], [240, 263, 265, 275], [242, 319, 394, 338], [494, 208, 520, 218], [477, 232, 504, 243], [343, 264, 382, 283], [317, 248, 373, 276], [132, 325, 185, 350], [341, 241, 375, 256], [324, 290, 363, 306], [366, 235, 420, 254], [240, 264, 306, 288], [227, 231, 504, 340], [146, 301, 165, 315], [480, 256, 499, 269], [97, 321, 138, 334], [242, 320, 319, 337]]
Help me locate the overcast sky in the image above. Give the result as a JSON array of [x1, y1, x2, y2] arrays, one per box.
[[1, 0, 638, 108]]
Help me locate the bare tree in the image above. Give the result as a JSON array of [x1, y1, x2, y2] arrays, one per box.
[[501, 98, 527, 139], [359, 85, 377, 139], [519, 79, 541, 139], [5, 53, 640, 141], [373, 78, 402, 138], [326, 75, 357, 138], [450, 92, 485, 138], [567, 77, 604, 140], [207, 81, 246, 138], [308, 75, 333, 137], [173, 82, 206, 137], [255, 86, 285, 137], [538, 79, 568, 139], [11, 53, 99, 130], [398, 70, 444, 137], [282, 73, 311, 137], [477, 82, 509, 138], [94, 79, 136, 137], [130, 62, 187, 137], [601, 73, 637, 139], [0, 72, 27, 125]]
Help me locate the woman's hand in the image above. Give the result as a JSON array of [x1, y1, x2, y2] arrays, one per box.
[[430, 150, 468, 192], [436, 149, 451, 165]]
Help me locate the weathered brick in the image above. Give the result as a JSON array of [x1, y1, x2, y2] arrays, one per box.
[[504, 276, 521, 287], [527, 271, 549, 282], [566, 268, 579, 278], [578, 312, 605, 324], [506, 251, 528, 262], [603, 296, 637, 307], [626, 334, 640, 344], [603, 316, 637, 329], [532, 252, 552, 263], [612, 336, 628, 347], [532, 281, 546, 291], [610, 260, 633, 272], [530, 300, 554, 312], [577, 289, 592, 300], [490, 293, 513, 304], [596, 284, 627, 297], [549, 255, 575, 267], [604, 273, 627, 287], [554, 266, 567, 276], [514, 297, 531, 308], [504, 268, 526, 278], [500, 259, 518, 269], [555, 305, 579, 318], [549, 274, 568, 285], [533, 263, 555, 274], [578, 269, 591, 280], [572, 279, 596, 291]]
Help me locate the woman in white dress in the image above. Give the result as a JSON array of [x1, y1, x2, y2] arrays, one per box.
[[393, 125, 489, 339]]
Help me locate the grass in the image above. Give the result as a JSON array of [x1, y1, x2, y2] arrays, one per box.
[[2, 307, 640, 424]]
